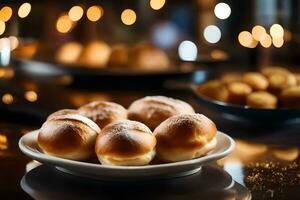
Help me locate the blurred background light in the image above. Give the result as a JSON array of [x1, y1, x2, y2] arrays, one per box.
[[87, 6, 103, 22], [8, 36, 19, 50], [270, 24, 284, 39], [0, 21, 5, 35], [260, 34, 272, 48], [56, 15, 74, 33], [68, 6, 84, 21], [214, 2, 231, 20], [152, 22, 178, 49], [252, 25, 266, 41], [0, 37, 10, 66], [2, 93, 13, 104], [150, 0, 166, 10], [18, 2, 31, 18], [0, 6, 13, 22], [24, 91, 38, 102], [178, 40, 198, 61], [121, 9, 136, 25], [238, 31, 257, 48], [203, 25, 221, 44], [273, 37, 284, 48]]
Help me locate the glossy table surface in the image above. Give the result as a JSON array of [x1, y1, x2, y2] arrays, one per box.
[[0, 78, 300, 200]]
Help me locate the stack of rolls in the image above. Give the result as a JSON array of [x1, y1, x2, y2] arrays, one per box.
[[37, 96, 218, 166], [196, 66, 300, 108]]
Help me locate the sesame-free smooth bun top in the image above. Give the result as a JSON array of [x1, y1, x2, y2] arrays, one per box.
[[38, 114, 100, 160], [128, 96, 195, 130], [95, 120, 156, 158], [47, 109, 79, 120], [78, 101, 127, 129], [154, 114, 217, 150]]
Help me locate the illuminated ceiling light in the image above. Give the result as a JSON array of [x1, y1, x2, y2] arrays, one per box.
[[68, 6, 84, 21], [260, 34, 272, 48], [87, 6, 103, 22], [270, 24, 284, 39], [0, 6, 13, 22], [203, 25, 221, 44], [8, 36, 19, 50], [150, 0, 166, 10], [238, 31, 257, 48], [0, 21, 5, 35], [24, 91, 38, 102], [2, 93, 13, 104], [121, 9, 136, 25], [252, 25, 266, 41], [273, 37, 284, 48], [56, 15, 74, 33], [18, 2, 31, 18], [214, 2, 231, 20], [178, 40, 198, 61]]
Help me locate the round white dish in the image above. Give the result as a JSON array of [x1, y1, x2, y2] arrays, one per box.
[[19, 130, 235, 180]]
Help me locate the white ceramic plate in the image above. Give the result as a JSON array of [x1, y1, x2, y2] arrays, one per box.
[[19, 130, 235, 180]]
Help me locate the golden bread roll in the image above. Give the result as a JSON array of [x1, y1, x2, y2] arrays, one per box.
[[153, 114, 217, 162], [260, 66, 290, 77], [280, 86, 300, 108], [227, 82, 252, 105], [78, 101, 127, 129], [246, 91, 277, 109], [108, 44, 129, 68], [47, 109, 79, 120], [55, 42, 83, 65], [197, 80, 229, 102], [38, 114, 101, 160], [95, 120, 156, 166], [242, 72, 269, 91], [78, 41, 111, 68], [128, 44, 170, 70], [268, 73, 297, 93], [221, 73, 242, 84], [127, 96, 195, 130]]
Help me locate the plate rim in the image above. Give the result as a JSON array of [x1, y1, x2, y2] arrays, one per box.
[[19, 130, 235, 170]]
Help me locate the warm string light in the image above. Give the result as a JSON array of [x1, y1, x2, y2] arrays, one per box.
[[0, 21, 5, 35], [24, 91, 38, 102], [87, 6, 103, 22], [2, 93, 13, 104], [0, 6, 13, 22], [56, 15, 75, 33], [121, 9, 136, 25], [18, 2, 31, 18], [150, 0, 166, 10], [68, 6, 84, 21]]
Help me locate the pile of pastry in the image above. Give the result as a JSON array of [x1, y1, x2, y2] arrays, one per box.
[[196, 67, 300, 108], [37, 96, 218, 166], [55, 41, 170, 71]]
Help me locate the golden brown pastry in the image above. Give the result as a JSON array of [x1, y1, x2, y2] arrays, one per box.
[[196, 80, 229, 102], [127, 96, 195, 130], [260, 66, 290, 77], [55, 42, 83, 65], [246, 91, 277, 109], [47, 109, 79, 120], [108, 44, 129, 68], [38, 114, 100, 160], [242, 72, 269, 91], [280, 86, 300, 108], [95, 120, 156, 166], [227, 82, 252, 105], [221, 73, 242, 84], [128, 44, 170, 70], [78, 41, 111, 68], [268, 73, 297, 93], [78, 101, 127, 129], [153, 114, 217, 162]]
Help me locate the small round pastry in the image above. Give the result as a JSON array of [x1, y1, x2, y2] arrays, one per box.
[[108, 44, 129, 68], [47, 109, 79, 120], [221, 73, 242, 85], [95, 120, 156, 166], [78, 101, 127, 129], [280, 86, 300, 108], [242, 72, 269, 91], [78, 41, 111, 68], [153, 114, 217, 162], [38, 114, 101, 160], [55, 42, 83, 65], [268, 73, 297, 93], [260, 66, 290, 77], [196, 80, 229, 102], [128, 44, 170, 70], [227, 82, 252, 105], [246, 91, 277, 109], [127, 96, 195, 130]]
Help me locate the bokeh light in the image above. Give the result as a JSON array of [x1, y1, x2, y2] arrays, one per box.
[[18, 2, 31, 18], [273, 37, 284, 48], [2, 93, 13, 104], [25, 91, 38, 102], [56, 15, 74, 33], [150, 0, 166, 10], [214, 3, 231, 20], [252, 25, 266, 41], [270, 24, 284, 39], [68, 6, 84, 21], [260, 34, 272, 48], [121, 9, 136, 25], [8, 36, 19, 50], [238, 31, 256, 48], [203, 25, 221, 44], [0, 6, 13, 22], [87, 6, 103, 22], [178, 40, 198, 61], [0, 21, 5, 35]]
